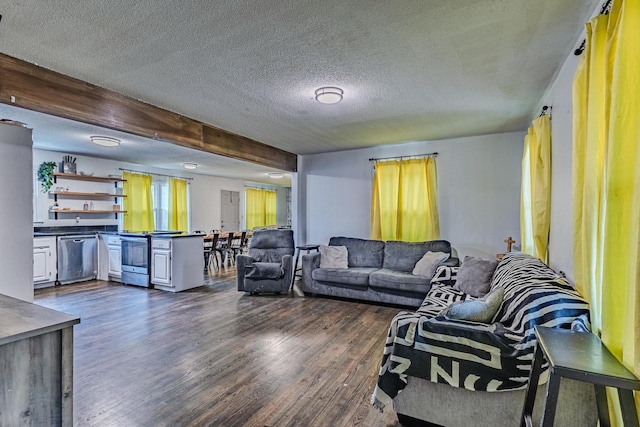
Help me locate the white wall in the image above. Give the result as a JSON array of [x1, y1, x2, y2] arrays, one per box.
[[1, 124, 33, 301], [298, 132, 524, 259], [33, 149, 290, 232]]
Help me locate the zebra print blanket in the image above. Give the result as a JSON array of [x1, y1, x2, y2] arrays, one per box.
[[371, 252, 590, 412]]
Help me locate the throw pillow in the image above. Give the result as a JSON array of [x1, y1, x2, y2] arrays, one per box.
[[319, 245, 348, 269], [440, 287, 505, 323], [453, 256, 499, 297], [412, 251, 450, 279], [430, 266, 459, 286]]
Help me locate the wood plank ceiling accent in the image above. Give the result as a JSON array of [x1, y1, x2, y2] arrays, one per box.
[[0, 53, 297, 172]]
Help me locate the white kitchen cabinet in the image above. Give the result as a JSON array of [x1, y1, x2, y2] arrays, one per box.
[[151, 239, 171, 286], [151, 235, 203, 292], [105, 235, 122, 280], [33, 236, 57, 287]]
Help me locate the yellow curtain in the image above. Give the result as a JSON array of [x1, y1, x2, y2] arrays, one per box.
[[520, 115, 551, 262], [123, 172, 154, 232], [246, 188, 276, 229], [573, 0, 640, 423], [371, 157, 439, 242], [168, 177, 188, 232], [265, 190, 277, 226]]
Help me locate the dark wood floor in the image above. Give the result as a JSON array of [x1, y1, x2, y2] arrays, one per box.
[[35, 267, 404, 427]]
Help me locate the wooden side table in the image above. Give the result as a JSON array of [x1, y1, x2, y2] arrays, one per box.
[[292, 244, 320, 289], [521, 326, 640, 427]]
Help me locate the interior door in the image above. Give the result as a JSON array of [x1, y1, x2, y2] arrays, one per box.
[[221, 190, 240, 232]]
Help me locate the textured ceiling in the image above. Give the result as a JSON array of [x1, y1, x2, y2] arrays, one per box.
[[0, 0, 598, 164]]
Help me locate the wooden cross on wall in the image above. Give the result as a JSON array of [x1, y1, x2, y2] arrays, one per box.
[[505, 236, 516, 252]]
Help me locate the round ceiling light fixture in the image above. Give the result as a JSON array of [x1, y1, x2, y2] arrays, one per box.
[[315, 86, 344, 104], [183, 162, 198, 169], [268, 172, 285, 179], [90, 136, 120, 147]]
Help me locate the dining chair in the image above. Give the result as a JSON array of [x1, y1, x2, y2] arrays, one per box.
[[230, 231, 247, 259], [215, 232, 233, 266], [205, 233, 220, 271]]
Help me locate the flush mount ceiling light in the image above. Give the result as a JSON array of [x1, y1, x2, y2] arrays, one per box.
[[268, 172, 285, 179], [315, 87, 344, 104], [183, 162, 198, 169], [90, 136, 120, 147]]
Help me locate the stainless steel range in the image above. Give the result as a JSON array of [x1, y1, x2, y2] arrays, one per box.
[[120, 231, 181, 287], [120, 234, 151, 287]]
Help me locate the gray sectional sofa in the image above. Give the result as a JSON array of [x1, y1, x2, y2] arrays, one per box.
[[373, 252, 597, 427], [301, 236, 459, 307]]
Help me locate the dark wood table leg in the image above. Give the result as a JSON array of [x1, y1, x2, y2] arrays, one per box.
[[594, 385, 611, 427], [540, 373, 561, 427], [291, 248, 301, 291], [521, 342, 544, 427], [619, 389, 640, 427]]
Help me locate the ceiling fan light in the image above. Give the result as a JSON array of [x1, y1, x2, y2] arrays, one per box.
[[90, 136, 120, 147], [268, 172, 285, 179], [315, 87, 344, 104], [183, 162, 198, 169]]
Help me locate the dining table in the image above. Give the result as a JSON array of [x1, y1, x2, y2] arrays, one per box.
[[203, 231, 252, 267]]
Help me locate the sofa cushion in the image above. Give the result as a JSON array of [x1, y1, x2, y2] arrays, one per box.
[[453, 256, 498, 297], [492, 252, 592, 332], [244, 262, 283, 280], [412, 251, 449, 279], [440, 287, 505, 323], [369, 269, 431, 294], [248, 229, 295, 263], [416, 284, 470, 318], [329, 237, 384, 268], [430, 266, 459, 286], [319, 245, 348, 269], [383, 240, 452, 273], [311, 267, 376, 289]]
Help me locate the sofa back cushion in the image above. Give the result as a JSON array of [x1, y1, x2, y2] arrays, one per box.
[[248, 229, 295, 263], [382, 240, 451, 273], [492, 252, 591, 334], [329, 237, 384, 268]]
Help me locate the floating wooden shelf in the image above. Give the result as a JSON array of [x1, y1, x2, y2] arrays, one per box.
[[53, 191, 127, 198], [50, 172, 126, 219], [53, 172, 126, 183], [50, 209, 127, 214]]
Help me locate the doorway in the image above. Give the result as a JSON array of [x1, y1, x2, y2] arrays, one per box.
[[221, 190, 240, 232]]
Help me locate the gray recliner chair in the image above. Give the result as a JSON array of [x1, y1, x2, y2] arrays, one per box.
[[236, 229, 294, 294]]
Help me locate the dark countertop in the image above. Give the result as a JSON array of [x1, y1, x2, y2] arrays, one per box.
[[34, 229, 202, 238], [0, 294, 80, 346], [34, 225, 118, 237], [150, 233, 203, 239], [34, 231, 96, 237]]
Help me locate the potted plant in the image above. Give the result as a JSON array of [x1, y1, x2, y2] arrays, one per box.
[[37, 161, 57, 192]]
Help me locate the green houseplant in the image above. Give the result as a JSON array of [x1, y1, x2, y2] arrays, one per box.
[[37, 161, 57, 192]]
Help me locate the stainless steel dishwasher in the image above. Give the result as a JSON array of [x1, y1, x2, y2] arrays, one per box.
[[57, 234, 98, 284]]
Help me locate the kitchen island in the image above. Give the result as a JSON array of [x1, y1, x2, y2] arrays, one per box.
[[151, 234, 204, 292], [0, 293, 80, 426]]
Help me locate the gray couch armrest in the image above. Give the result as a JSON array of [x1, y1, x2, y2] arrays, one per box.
[[281, 254, 294, 287], [442, 257, 460, 267], [301, 252, 321, 292], [236, 254, 254, 291]]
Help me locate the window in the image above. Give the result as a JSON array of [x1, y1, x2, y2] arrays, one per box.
[[370, 157, 440, 242], [151, 181, 169, 231], [152, 179, 190, 231], [246, 187, 277, 229]]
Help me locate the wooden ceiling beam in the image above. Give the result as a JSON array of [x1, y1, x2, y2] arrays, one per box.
[[0, 53, 297, 172]]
